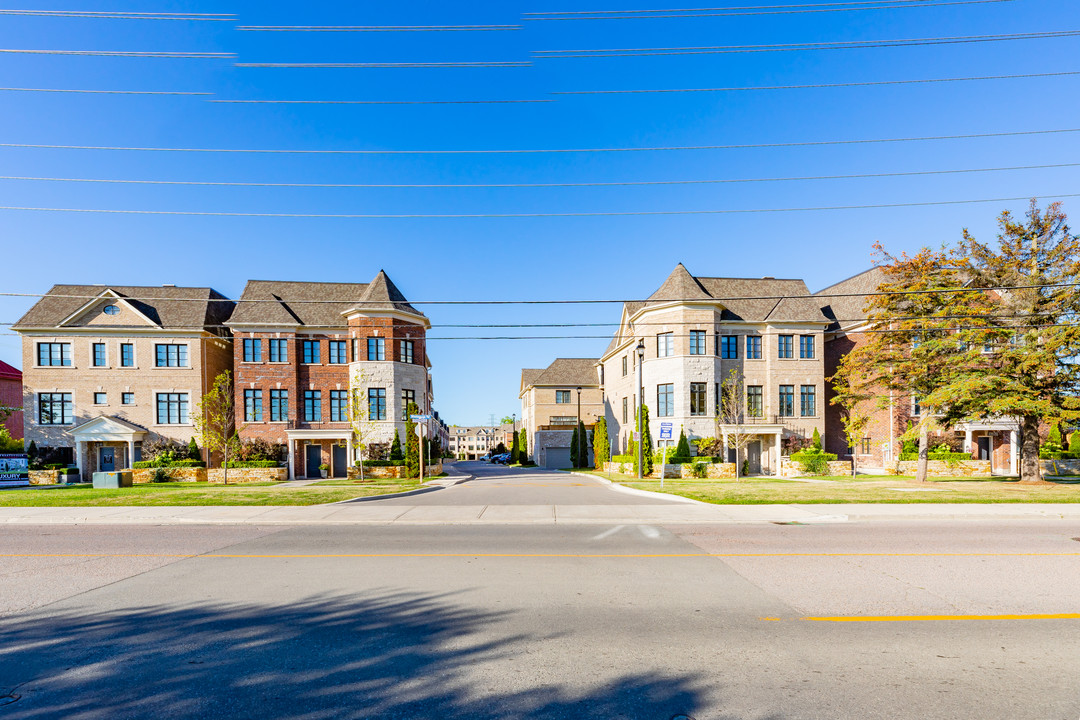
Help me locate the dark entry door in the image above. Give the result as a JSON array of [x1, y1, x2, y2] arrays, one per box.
[[332, 444, 347, 478], [976, 436, 991, 461], [100, 447, 115, 472], [747, 441, 761, 475], [306, 445, 322, 478]]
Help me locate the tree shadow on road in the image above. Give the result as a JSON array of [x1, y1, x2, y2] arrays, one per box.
[[0, 589, 732, 719]]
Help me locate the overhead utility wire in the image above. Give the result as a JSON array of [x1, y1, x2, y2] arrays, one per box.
[[0, 87, 211, 95], [3, 161, 1075, 188], [4, 283, 1079, 307], [235, 60, 530, 68], [0, 49, 234, 58], [0, 193, 1077, 218], [236, 24, 520, 32], [523, 0, 1010, 18], [2, 126, 1076, 154], [0, 9, 234, 19], [210, 98, 550, 104], [534, 30, 1080, 58], [555, 70, 1080, 95]]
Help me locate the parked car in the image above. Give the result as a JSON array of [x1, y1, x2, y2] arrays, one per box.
[[494, 453, 512, 464], [479, 455, 491, 461]]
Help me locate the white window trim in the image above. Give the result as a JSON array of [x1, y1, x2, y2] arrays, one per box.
[[119, 342, 138, 369], [152, 342, 192, 369], [90, 341, 110, 369]]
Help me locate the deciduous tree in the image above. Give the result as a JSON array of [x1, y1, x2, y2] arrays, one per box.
[[192, 370, 244, 485]]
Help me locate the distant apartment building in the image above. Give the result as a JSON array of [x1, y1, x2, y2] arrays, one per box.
[[448, 424, 514, 460], [12, 285, 234, 479], [225, 271, 433, 479], [599, 264, 829, 475], [0, 360, 22, 440], [519, 358, 603, 468]]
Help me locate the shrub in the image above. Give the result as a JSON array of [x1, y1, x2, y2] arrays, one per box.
[[389, 431, 404, 463], [899, 451, 971, 462], [150, 467, 174, 483], [45, 463, 66, 470], [742, 459, 750, 477], [222, 460, 280, 468], [694, 437, 723, 456], [0, 427, 22, 453], [132, 460, 206, 469], [811, 427, 823, 451], [798, 454, 830, 476], [611, 454, 635, 464], [187, 437, 201, 461], [690, 462, 708, 479], [570, 425, 580, 468], [790, 449, 838, 462], [233, 438, 287, 463]]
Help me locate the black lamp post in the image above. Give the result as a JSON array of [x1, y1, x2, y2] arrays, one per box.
[[576, 386, 582, 424], [636, 340, 645, 479]]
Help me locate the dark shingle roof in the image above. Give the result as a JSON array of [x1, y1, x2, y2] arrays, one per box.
[[12, 285, 234, 332], [813, 267, 885, 329], [526, 358, 600, 388], [520, 369, 543, 393], [227, 271, 423, 328]]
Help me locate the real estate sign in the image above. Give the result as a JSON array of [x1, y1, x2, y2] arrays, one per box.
[[0, 453, 29, 487]]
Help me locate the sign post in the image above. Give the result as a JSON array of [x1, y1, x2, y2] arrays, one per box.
[[411, 414, 432, 482], [659, 423, 673, 489]]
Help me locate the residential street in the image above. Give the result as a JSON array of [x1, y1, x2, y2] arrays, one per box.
[[1, 465, 1078, 719]]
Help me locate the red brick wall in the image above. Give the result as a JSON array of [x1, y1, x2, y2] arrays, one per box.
[[0, 375, 23, 440]]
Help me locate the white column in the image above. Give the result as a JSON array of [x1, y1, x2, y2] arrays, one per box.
[[287, 441, 295, 481], [1010, 430, 1019, 476], [347, 436, 354, 468], [774, 432, 782, 476], [721, 430, 729, 463], [76, 441, 86, 482], [964, 429, 973, 454], [127, 440, 135, 470]]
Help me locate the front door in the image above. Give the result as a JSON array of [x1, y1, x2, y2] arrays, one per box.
[[747, 441, 761, 475], [305, 445, 322, 478], [100, 447, 115, 472], [332, 444, 347, 478], [976, 436, 991, 461]]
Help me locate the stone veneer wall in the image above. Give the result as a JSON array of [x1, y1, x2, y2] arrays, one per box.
[[346, 462, 443, 480], [894, 460, 992, 477], [1040, 459, 1080, 475], [129, 467, 287, 483], [780, 459, 853, 478], [601, 461, 737, 479]]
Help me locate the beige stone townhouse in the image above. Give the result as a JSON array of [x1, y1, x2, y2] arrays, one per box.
[[599, 264, 831, 476], [519, 358, 603, 468], [12, 285, 234, 480], [447, 424, 514, 461]]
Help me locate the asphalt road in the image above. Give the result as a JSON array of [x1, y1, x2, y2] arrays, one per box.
[[1, 466, 1078, 719]]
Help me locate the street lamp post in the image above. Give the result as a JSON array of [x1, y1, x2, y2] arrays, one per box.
[[636, 340, 645, 480], [512, 413, 516, 457]]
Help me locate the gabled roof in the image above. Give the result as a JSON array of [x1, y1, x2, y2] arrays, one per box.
[[813, 267, 886, 330], [227, 271, 424, 328], [0, 360, 20, 381], [71, 415, 149, 435], [525, 358, 601, 389], [12, 285, 234, 332], [520, 368, 543, 392]]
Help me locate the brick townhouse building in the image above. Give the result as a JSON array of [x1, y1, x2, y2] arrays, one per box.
[[598, 264, 830, 476], [12, 285, 234, 479], [0, 360, 23, 440], [225, 271, 433, 479], [519, 358, 604, 468], [818, 268, 1020, 474]]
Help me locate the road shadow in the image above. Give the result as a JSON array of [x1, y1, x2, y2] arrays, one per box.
[[0, 590, 718, 719]]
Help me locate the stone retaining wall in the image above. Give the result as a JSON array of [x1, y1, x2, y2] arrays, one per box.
[[347, 462, 443, 480], [132, 468, 207, 484], [208, 468, 288, 484], [28, 470, 62, 485], [602, 461, 738, 479], [895, 459, 992, 477], [1041, 459, 1080, 476], [780, 459, 853, 478]]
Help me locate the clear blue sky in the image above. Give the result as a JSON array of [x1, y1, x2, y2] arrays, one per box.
[[1, 0, 1078, 425]]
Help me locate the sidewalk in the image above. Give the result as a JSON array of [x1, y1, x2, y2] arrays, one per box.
[[0, 503, 1077, 526]]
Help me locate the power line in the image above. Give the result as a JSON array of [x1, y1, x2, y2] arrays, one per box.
[[0, 9, 234, 20], [236, 24, 520, 32], [2, 126, 1077, 154], [234, 61, 530, 69], [2, 161, 1076, 189], [0, 192, 1076, 218], [209, 98, 552, 105], [534, 30, 1080, 58], [523, 0, 1010, 19], [0, 87, 212, 95], [554, 70, 1080, 95], [0, 49, 234, 59]]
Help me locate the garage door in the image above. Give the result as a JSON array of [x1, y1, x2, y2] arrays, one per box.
[[544, 447, 571, 469]]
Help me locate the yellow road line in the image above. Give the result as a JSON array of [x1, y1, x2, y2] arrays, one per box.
[[802, 613, 1080, 622], [2, 551, 1079, 559]]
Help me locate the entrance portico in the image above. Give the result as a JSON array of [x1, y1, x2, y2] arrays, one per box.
[[717, 423, 784, 476], [285, 429, 353, 480], [70, 416, 148, 482], [956, 419, 1020, 475]]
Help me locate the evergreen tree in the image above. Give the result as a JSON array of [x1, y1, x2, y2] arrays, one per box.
[[510, 431, 519, 464], [811, 427, 823, 451], [389, 429, 404, 463], [592, 417, 610, 467], [404, 403, 420, 478], [570, 425, 580, 468], [519, 429, 528, 462], [577, 420, 590, 468], [1046, 422, 1064, 452], [626, 433, 636, 461], [1070, 428, 1080, 455], [674, 427, 691, 462], [187, 437, 201, 461], [637, 405, 654, 475]]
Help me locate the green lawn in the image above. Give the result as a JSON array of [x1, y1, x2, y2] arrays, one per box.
[[571, 470, 1080, 504], [0, 480, 426, 507]]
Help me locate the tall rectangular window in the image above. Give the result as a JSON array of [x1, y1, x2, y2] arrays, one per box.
[[720, 336, 738, 359], [367, 337, 385, 361], [243, 338, 262, 362], [912, 396, 921, 416], [330, 390, 348, 422], [269, 339, 287, 363], [657, 333, 674, 357], [747, 386, 763, 417], [155, 344, 187, 367], [778, 385, 795, 417], [555, 390, 571, 404], [93, 392, 107, 405], [622, 397, 628, 424], [244, 389, 263, 422], [368, 388, 387, 420], [657, 383, 674, 417], [302, 340, 320, 364], [690, 382, 707, 416], [92, 343, 106, 367], [120, 343, 134, 367], [621, 356, 627, 376], [270, 389, 288, 421], [328, 341, 347, 364], [37, 342, 71, 367], [800, 385, 816, 417], [303, 390, 322, 422], [799, 335, 815, 359], [38, 392, 72, 425], [401, 389, 416, 420], [156, 393, 189, 424], [778, 335, 794, 359], [400, 340, 415, 364], [746, 336, 762, 360], [689, 330, 706, 355]]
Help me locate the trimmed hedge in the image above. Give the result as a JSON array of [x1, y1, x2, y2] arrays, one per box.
[[898, 452, 971, 462], [355, 460, 405, 468], [790, 451, 838, 462], [611, 455, 635, 463], [132, 460, 206, 469], [222, 460, 281, 468], [1040, 451, 1080, 460]]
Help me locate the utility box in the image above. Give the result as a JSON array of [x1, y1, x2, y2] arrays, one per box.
[[93, 471, 133, 489]]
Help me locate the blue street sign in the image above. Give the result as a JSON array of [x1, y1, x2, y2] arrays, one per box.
[[659, 428, 673, 439]]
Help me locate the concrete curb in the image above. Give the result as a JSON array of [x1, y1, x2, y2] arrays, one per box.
[[333, 472, 475, 504], [562, 471, 704, 506]]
